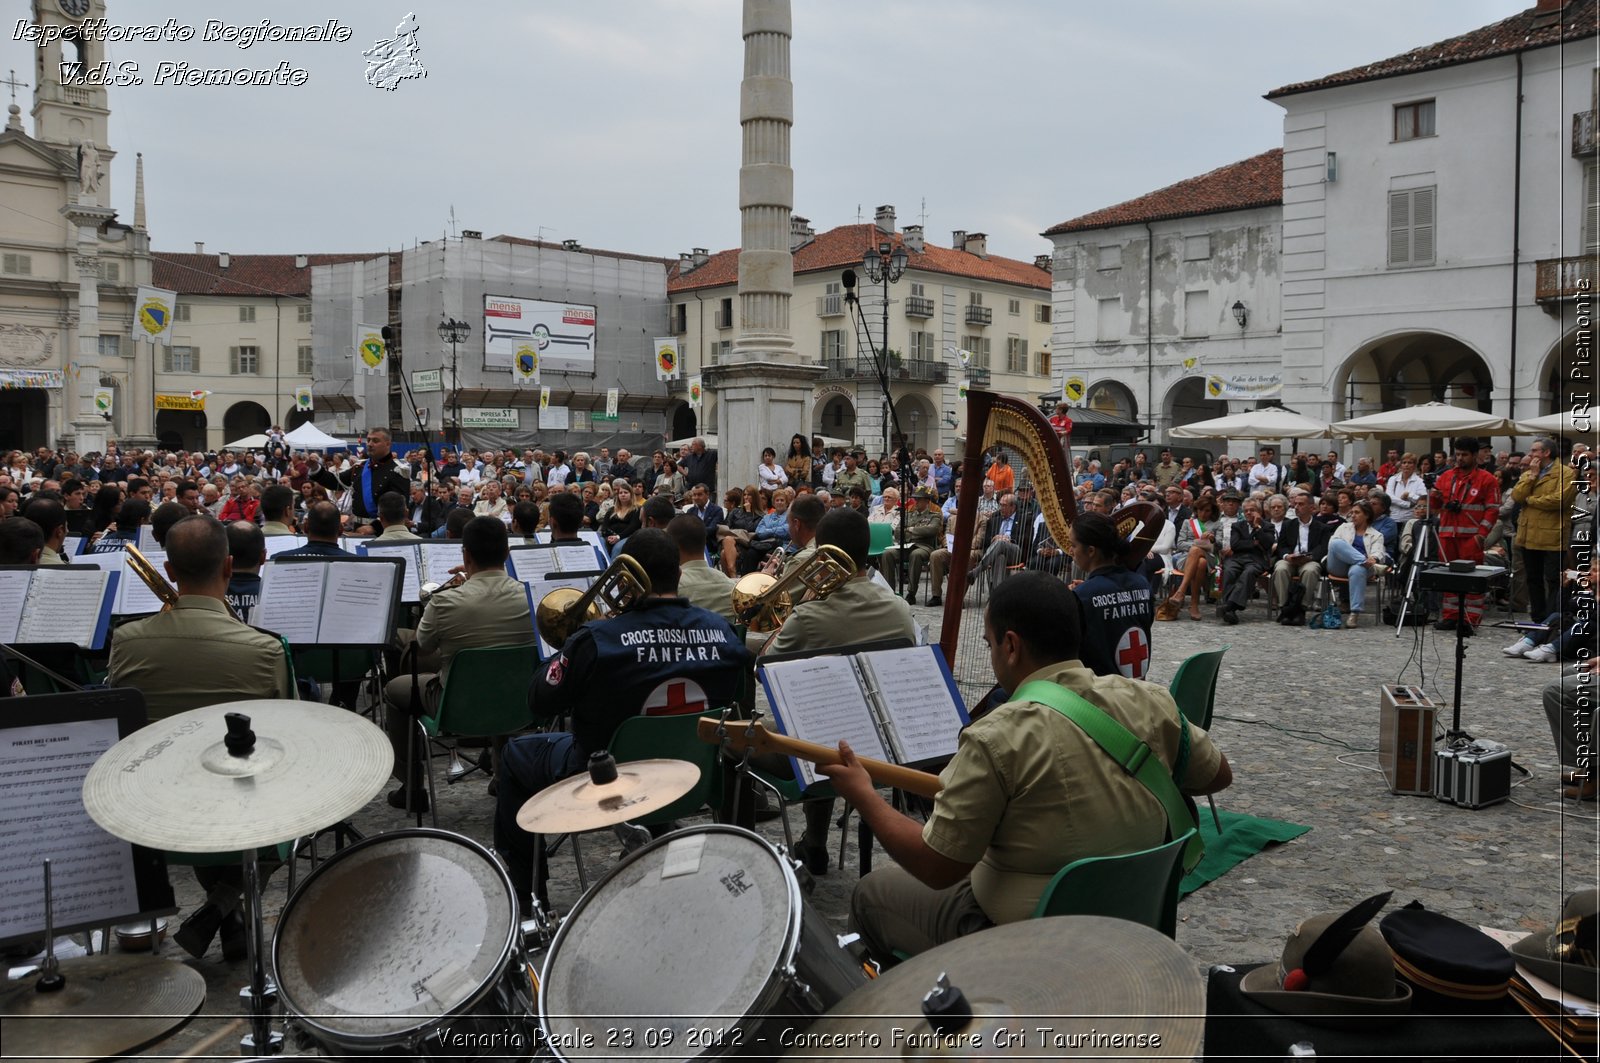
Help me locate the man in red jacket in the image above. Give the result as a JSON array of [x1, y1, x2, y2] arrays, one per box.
[[1429, 436, 1500, 632]]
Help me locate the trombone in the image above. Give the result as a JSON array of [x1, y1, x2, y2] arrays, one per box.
[[535, 553, 651, 648], [124, 542, 242, 621], [729, 544, 855, 634]]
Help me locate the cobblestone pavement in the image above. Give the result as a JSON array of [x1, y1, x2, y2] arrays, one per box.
[[34, 599, 1599, 1058]]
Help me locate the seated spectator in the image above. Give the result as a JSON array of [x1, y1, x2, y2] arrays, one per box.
[[1326, 500, 1388, 627], [1161, 494, 1221, 621], [1503, 563, 1597, 663], [1219, 498, 1273, 625], [717, 486, 763, 576]]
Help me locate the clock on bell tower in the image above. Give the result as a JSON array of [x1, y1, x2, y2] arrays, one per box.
[[30, 0, 112, 182]]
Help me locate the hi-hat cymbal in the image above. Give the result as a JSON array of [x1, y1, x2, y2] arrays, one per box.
[[83, 700, 393, 852], [787, 917, 1203, 1061], [0, 953, 205, 1063], [516, 758, 699, 833]]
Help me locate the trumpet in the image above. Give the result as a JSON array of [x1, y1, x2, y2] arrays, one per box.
[[535, 553, 651, 648], [730, 544, 855, 634], [123, 543, 180, 612], [419, 572, 467, 601]]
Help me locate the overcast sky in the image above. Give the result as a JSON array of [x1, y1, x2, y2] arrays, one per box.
[[6, 0, 1522, 262]]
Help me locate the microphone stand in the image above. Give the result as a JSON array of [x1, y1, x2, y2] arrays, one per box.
[[383, 325, 434, 487], [843, 273, 914, 598]]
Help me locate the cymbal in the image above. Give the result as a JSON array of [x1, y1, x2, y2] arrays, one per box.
[[83, 699, 393, 852], [516, 758, 700, 833], [0, 953, 205, 1063], [787, 916, 1203, 1061]]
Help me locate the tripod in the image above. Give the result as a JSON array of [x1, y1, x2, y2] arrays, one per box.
[[1394, 518, 1436, 633]]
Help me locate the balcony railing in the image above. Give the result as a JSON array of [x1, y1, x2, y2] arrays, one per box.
[[816, 293, 844, 316], [1535, 255, 1597, 306], [817, 356, 949, 384], [1575, 111, 1598, 157], [964, 305, 992, 326], [904, 295, 935, 318]]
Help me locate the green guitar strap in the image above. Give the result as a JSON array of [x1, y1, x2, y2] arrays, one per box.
[[1014, 680, 1203, 872]]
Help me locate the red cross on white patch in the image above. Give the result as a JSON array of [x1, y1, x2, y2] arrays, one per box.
[[643, 678, 708, 716], [1116, 627, 1150, 680]]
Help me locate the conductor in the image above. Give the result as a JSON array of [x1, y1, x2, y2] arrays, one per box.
[[337, 428, 411, 532]]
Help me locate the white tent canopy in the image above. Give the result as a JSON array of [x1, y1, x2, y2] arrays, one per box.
[[221, 434, 269, 450], [1515, 409, 1593, 439], [1330, 402, 1514, 439], [283, 422, 354, 450], [1168, 408, 1332, 440]]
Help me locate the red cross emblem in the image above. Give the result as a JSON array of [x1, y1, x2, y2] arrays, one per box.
[[1116, 628, 1150, 680], [643, 678, 707, 716]]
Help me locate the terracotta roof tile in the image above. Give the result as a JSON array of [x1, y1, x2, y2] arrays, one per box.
[[668, 223, 1050, 293], [151, 252, 387, 297], [1043, 149, 1283, 236], [1266, 0, 1596, 99]]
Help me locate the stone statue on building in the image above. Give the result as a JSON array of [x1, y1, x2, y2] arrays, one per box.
[[76, 140, 102, 195]]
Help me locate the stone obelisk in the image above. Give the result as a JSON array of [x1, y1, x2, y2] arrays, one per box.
[[704, 0, 820, 493]]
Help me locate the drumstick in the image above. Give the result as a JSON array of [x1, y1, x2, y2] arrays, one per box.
[[173, 1017, 246, 1060], [696, 716, 942, 798]]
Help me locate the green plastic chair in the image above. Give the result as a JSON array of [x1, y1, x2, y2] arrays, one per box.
[[294, 647, 379, 712], [1028, 827, 1197, 938], [1167, 646, 1229, 833], [413, 645, 538, 826], [867, 521, 894, 560]]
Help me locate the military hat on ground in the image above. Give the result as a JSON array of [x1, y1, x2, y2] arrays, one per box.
[[1511, 889, 1599, 1002], [1379, 901, 1515, 1010]]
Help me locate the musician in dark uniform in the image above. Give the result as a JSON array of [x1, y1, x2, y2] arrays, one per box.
[[494, 529, 749, 906], [337, 428, 411, 533], [1068, 511, 1155, 680]]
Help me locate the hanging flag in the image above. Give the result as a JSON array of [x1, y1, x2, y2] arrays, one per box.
[[93, 387, 114, 417], [539, 385, 551, 410], [355, 323, 387, 375], [653, 337, 681, 381], [605, 387, 619, 419], [135, 286, 178, 345], [189, 388, 210, 404], [67, 360, 81, 380], [958, 379, 970, 400], [688, 376, 703, 407], [294, 385, 314, 412], [512, 344, 539, 386], [958, 348, 972, 368]]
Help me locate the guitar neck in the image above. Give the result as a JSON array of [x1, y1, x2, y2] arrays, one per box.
[[697, 716, 942, 798]]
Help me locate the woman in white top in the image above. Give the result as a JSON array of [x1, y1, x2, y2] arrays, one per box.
[[756, 447, 789, 491], [1384, 452, 1427, 523], [1327, 499, 1387, 626]]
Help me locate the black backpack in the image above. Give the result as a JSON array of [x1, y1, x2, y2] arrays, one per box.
[[1277, 582, 1307, 625]]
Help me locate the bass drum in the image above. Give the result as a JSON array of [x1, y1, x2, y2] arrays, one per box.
[[539, 825, 865, 1061], [272, 829, 537, 1059]]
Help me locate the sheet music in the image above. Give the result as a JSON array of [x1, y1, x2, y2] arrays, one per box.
[[509, 547, 561, 587], [264, 535, 305, 558], [0, 571, 29, 643], [0, 719, 139, 941], [15, 570, 113, 648], [418, 541, 468, 584], [114, 549, 167, 616], [362, 543, 420, 602], [761, 656, 888, 788], [319, 562, 396, 646], [62, 536, 84, 558], [254, 563, 326, 644], [576, 530, 605, 554], [858, 646, 966, 764], [136, 525, 158, 551], [554, 542, 603, 571], [532, 575, 593, 658]]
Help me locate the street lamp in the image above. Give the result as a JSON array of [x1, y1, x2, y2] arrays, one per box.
[[859, 240, 914, 599], [437, 316, 471, 446]]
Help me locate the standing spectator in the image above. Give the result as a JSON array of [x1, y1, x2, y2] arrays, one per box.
[[685, 482, 724, 554], [1152, 448, 1180, 488], [681, 437, 717, 495], [1510, 437, 1577, 622], [593, 448, 613, 481], [929, 448, 955, 501], [546, 451, 571, 487], [1048, 402, 1074, 446], [820, 449, 845, 489], [783, 434, 812, 489], [1430, 436, 1501, 633], [757, 447, 789, 491], [570, 452, 597, 484], [1377, 449, 1402, 482], [1385, 453, 1427, 523], [1349, 458, 1378, 486], [1247, 447, 1285, 494]]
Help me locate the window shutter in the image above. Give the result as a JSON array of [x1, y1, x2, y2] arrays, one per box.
[[1388, 191, 1412, 266], [162, 347, 172, 373], [1585, 162, 1600, 254], [191, 348, 200, 373], [1411, 188, 1435, 265], [229, 346, 239, 374]]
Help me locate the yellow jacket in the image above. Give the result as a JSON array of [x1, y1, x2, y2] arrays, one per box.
[[1510, 460, 1576, 553]]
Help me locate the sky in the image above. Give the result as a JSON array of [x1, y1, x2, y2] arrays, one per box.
[[5, 0, 1524, 263]]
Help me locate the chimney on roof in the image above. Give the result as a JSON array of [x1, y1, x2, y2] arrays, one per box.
[[1534, 0, 1568, 11], [790, 214, 814, 251], [562, 238, 582, 251], [964, 232, 988, 258], [691, 247, 710, 269], [294, 254, 308, 269], [194, 241, 204, 254], [951, 229, 966, 250], [902, 225, 924, 254], [679, 252, 695, 273], [218, 252, 230, 268], [1034, 254, 1052, 272], [875, 204, 896, 234]]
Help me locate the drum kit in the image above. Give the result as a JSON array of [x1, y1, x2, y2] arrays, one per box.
[[6, 698, 1205, 1062]]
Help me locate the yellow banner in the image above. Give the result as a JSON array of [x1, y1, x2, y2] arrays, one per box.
[[155, 393, 205, 411]]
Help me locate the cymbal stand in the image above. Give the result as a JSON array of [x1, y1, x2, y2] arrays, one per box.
[[36, 859, 65, 992], [1444, 589, 1472, 745], [238, 849, 281, 1054]]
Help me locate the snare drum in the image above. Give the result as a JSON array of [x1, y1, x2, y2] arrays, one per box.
[[539, 825, 865, 1061], [272, 829, 537, 1059]]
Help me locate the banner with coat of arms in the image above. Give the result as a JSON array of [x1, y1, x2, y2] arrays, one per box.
[[539, 385, 551, 410], [653, 337, 680, 381], [135, 286, 178, 345], [688, 376, 703, 407], [354, 323, 387, 376], [512, 344, 539, 386], [294, 385, 314, 412]]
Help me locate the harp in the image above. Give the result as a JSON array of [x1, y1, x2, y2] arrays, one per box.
[[938, 390, 1078, 700]]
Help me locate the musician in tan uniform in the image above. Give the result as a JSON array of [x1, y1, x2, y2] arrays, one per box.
[[382, 516, 535, 813], [820, 571, 1231, 963], [669, 514, 738, 624], [879, 486, 944, 603], [106, 514, 293, 962], [767, 508, 917, 872]]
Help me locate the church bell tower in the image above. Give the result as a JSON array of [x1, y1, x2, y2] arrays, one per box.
[[31, 0, 113, 198]]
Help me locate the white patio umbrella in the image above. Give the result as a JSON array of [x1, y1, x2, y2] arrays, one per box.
[[221, 434, 270, 450], [1168, 407, 1331, 439], [283, 422, 354, 450], [1514, 409, 1594, 438], [664, 434, 716, 449], [1330, 402, 1515, 439]]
